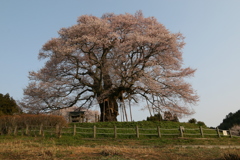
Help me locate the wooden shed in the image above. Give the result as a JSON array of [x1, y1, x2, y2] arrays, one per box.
[[69, 111, 85, 123]]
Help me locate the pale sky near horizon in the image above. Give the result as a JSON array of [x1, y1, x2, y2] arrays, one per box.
[[1, 0, 240, 127]]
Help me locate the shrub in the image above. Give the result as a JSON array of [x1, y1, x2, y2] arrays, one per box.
[[0, 114, 67, 134], [146, 113, 163, 121], [229, 125, 240, 136], [222, 153, 240, 160]]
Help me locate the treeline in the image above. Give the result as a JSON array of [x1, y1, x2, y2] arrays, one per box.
[[218, 110, 240, 130]]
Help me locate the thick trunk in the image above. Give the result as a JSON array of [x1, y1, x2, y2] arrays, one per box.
[[99, 97, 118, 122], [98, 55, 119, 121]]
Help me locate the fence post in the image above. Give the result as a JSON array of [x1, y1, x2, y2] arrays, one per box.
[[93, 125, 96, 138], [216, 127, 221, 138], [199, 126, 204, 138], [114, 126, 117, 138], [14, 126, 18, 136], [229, 129, 233, 138], [59, 126, 62, 138], [39, 124, 43, 136], [157, 126, 161, 138], [25, 125, 29, 135], [21, 127, 24, 136], [136, 125, 139, 138], [42, 129, 45, 137], [7, 127, 12, 135], [56, 124, 59, 137], [33, 126, 37, 137], [73, 124, 76, 136], [179, 126, 184, 137]]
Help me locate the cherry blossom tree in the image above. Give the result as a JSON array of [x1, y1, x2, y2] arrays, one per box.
[[21, 11, 198, 121]]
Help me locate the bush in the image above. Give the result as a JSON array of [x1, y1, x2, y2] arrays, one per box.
[[146, 113, 163, 121], [229, 125, 240, 136], [222, 153, 240, 160], [0, 114, 67, 134]]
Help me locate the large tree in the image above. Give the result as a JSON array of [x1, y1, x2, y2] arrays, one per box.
[[21, 11, 198, 121]]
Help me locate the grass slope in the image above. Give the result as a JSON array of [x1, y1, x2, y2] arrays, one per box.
[[70, 120, 202, 128]]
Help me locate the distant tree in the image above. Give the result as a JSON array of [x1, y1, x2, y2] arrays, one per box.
[[146, 113, 163, 121], [226, 112, 233, 119], [0, 93, 21, 116], [163, 111, 171, 121], [218, 110, 240, 130], [20, 11, 198, 122], [188, 118, 197, 124], [197, 121, 206, 127], [84, 109, 100, 122], [172, 114, 179, 122], [162, 111, 179, 122]]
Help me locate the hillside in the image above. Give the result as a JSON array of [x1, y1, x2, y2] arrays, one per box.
[[70, 120, 205, 129]]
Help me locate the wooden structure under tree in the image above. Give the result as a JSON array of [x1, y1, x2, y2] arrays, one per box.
[[69, 111, 85, 123]]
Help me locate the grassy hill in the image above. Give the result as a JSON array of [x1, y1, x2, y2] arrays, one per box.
[[60, 120, 222, 139], [70, 120, 204, 128]]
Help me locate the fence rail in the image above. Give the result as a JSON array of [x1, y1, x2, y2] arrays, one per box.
[[1, 124, 240, 139]]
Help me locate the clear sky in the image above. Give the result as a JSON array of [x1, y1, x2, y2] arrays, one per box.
[[1, 0, 240, 127]]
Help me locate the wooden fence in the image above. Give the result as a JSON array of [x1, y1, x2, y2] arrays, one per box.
[[1, 125, 239, 138]]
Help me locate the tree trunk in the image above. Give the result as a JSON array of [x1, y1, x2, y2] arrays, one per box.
[[99, 97, 118, 122]]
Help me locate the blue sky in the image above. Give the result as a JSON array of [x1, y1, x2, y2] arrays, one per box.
[[1, 0, 240, 127]]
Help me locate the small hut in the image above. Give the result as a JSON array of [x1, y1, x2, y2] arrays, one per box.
[[69, 111, 85, 123], [48, 106, 86, 122]]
